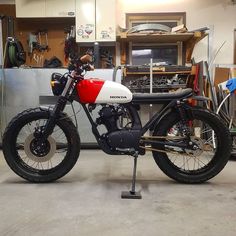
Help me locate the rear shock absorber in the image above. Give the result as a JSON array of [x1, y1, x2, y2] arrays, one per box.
[[176, 100, 191, 138]]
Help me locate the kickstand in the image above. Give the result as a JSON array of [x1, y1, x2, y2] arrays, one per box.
[[121, 153, 142, 199]]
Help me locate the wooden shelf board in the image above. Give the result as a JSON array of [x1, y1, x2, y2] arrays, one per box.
[[117, 32, 202, 43]]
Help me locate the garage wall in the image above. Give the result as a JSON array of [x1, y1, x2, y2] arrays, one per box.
[[1, 0, 235, 64], [117, 0, 236, 64]]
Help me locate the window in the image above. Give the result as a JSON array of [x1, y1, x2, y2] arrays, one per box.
[[132, 44, 178, 65], [126, 12, 186, 65]]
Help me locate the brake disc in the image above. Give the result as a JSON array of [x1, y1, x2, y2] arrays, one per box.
[[24, 134, 56, 162]]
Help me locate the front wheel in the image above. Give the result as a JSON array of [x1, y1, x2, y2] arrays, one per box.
[[152, 108, 232, 183], [2, 108, 80, 182]]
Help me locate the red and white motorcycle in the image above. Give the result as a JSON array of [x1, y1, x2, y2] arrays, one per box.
[[2, 53, 232, 198]]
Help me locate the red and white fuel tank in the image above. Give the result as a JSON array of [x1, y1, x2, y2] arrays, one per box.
[[77, 79, 133, 104]]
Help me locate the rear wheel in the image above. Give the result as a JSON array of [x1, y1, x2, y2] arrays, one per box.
[[152, 108, 232, 183], [2, 108, 80, 182]]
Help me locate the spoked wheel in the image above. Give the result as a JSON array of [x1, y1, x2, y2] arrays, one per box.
[[152, 108, 232, 183], [3, 108, 80, 182]]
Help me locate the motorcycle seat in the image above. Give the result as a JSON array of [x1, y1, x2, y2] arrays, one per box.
[[132, 88, 193, 104]]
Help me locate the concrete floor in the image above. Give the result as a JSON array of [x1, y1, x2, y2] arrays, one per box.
[[1, 150, 236, 236]]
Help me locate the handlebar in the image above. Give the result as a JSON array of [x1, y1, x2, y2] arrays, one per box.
[[82, 64, 94, 71], [80, 54, 93, 64], [68, 53, 94, 73]]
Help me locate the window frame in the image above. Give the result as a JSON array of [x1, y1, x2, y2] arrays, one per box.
[[126, 12, 186, 29], [129, 42, 182, 65], [126, 12, 186, 65]]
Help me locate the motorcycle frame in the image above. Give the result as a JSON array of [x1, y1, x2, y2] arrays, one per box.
[[43, 70, 205, 155], [81, 99, 182, 136], [80, 97, 194, 149]]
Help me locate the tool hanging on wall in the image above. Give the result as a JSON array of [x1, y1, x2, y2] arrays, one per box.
[[28, 30, 49, 54], [37, 30, 49, 52], [28, 29, 49, 67], [64, 26, 77, 62], [28, 33, 37, 55], [5, 16, 26, 68], [100, 50, 114, 68]]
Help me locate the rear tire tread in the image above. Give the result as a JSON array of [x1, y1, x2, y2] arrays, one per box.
[[152, 108, 232, 184]]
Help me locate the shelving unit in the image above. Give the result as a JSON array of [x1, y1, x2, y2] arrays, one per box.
[[122, 68, 191, 93], [117, 31, 207, 64], [117, 30, 205, 93]]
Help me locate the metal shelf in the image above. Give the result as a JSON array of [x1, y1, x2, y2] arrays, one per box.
[[125, 71, 191, 75], [129, 84, 187, 90]]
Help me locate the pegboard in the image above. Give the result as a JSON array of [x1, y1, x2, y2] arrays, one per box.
[[1, 4, 75, 68]]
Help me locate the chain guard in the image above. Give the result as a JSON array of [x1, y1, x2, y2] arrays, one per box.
[[140, 136, 206, 157]]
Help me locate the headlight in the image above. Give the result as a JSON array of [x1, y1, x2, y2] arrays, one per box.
[[50, 73, 68, 96]]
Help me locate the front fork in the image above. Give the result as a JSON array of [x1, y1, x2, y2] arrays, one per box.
[[41, 96, 67, 140], [39, 76, 74, 140]]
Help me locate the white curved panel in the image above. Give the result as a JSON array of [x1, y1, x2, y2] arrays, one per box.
[[95, 81, 132, 104]]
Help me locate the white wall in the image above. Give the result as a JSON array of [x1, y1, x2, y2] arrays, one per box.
[[117, 0, 236, 64]]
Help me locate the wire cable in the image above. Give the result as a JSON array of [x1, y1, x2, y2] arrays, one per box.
[[71, 102, 79, 129]]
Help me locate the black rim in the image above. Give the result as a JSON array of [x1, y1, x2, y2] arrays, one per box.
[[11, 116, 72, 175], [154, 115, 219, 174]]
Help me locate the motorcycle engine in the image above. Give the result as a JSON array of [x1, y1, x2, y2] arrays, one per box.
[[96, 105, 122, 132], [96, 105, 140, 150]]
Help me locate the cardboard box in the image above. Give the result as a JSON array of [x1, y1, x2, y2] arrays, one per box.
[[214, 67, 230, 89], [231, 68, 236, 78]]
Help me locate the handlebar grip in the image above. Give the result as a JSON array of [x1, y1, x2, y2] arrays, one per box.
[[80, 54, 93, 64], [89, 65, 95, 71], [83, 64, 94, 71]]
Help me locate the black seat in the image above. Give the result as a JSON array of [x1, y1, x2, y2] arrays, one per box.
[[132, 88, 193, 104]]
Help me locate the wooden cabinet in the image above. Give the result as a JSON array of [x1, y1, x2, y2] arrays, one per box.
[[16, 0, 46, 18], [46, 0, 75, 17], [76, 0, 116, 43], [75, 0, 96, 42], [16, 0, 75, 18], [96, 0, 116, 42]]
